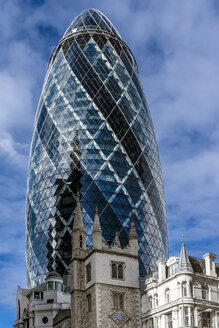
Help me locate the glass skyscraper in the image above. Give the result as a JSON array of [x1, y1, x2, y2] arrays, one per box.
[[26, 9, 168, 287]]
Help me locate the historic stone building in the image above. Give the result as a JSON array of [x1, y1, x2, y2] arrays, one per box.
[[14, 195, 141, 328], [14, 197, 219, 327], [142, 242, 219, 328]]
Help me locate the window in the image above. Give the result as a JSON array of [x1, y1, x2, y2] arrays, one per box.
[[118, 264, 123, 279], [154, 317, 158, 328], [202, 286, 208, 300], [154, 294, 158, 307], [148, 296, 153, 310], [48, 281, 53, 290], [112, 292, 124, 310], [55, 281, 61, 291], [166, 313, 172, 328], [148, 318, 154, 328], [169, 264, 177, 277], [80, 235, 82, 248], [87, 294, 92, 312], [111, 262, 124, 280], [86, 263, 91, 283], [47, 299, 54, 303], [34, 291, 40, 299], [202, 312, 211, 327], [18, 300, 21, 319], [165, 289, 170, 303], [184, 307, 189, 326], [182, 282, 187, 297]]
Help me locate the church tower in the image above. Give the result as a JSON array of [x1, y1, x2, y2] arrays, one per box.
[[70, 207, 141, 328]]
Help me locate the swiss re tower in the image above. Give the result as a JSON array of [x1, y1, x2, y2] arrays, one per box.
[[26, 9, 168, 287]]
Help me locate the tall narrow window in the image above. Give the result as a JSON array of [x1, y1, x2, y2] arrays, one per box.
[[113, 293, 118, 309], [148, 318, 154, 328], [18, 300, 21, 319], [148, 296, 153, 310], [184, 307, 189, 326], [48, 281, 53, 290], [87, 294, 92, 312], [80, 235, 82, 248], [182, 282, 187, 297], [166, 312, 173, 328], [86, 263, 91, 283], [202, 312, 211, 327], [112, 263, 117, 278], [154, 294, 158, 307], [118, 264, 123, 279], [165, 288, 170, 303], [202, 286, 208, 300], [119, 294, 124, 310], [55, 281, 61, 291]]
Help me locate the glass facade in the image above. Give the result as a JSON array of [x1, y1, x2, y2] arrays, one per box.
[[26, 9, 168, 287]]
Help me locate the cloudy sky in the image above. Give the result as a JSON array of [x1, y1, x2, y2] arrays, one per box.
[[0, 0, 219, 326]]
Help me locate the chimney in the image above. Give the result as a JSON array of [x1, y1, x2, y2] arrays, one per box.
[[203, 253, 217, 277], [156, 258, 166, 282]]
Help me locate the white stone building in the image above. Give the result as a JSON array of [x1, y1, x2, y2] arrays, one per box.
[[14, 196, 219, 328], [14, 271, 71, 328], [141, 242, 219, 328]]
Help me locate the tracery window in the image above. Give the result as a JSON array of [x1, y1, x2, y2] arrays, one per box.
[[111, 262, 124, 280], [112, 292, 124, 310]]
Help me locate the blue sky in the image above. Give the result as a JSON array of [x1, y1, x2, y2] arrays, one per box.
[[0, 0, 219, 326]]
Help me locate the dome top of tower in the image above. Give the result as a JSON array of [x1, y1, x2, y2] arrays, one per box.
[[45, 271, 62, 279], [63, 9, 121, 39]]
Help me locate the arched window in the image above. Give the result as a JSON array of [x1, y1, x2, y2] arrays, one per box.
[[118, 264, 123, 279], [148, 296, 153, 310], [165, 288, 170, 303], [112, 263, 117, 278], [154, 294, 158, 307], [182, 282, 187, 297], [111, 262, 124, 280]]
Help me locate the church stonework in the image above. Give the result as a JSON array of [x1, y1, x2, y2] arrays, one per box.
[[70, 194, 141, 328]]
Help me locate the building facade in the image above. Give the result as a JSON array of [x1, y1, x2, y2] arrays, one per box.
[[26, 8, 168, 287], [15, 197, 141, 328], [142, 243, 219, 328], [14, 199, 219, 328], [14, 272, 71, 328]]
